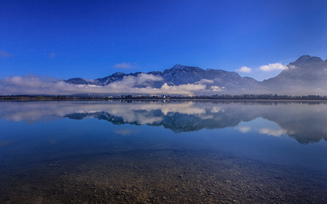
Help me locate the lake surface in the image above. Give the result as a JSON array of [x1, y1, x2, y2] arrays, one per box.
[[1, 100, 327, 203]]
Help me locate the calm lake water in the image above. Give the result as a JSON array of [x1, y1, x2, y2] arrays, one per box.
[[1, 100, 327, 203]]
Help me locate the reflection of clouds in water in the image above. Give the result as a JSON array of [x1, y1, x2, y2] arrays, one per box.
[[0, 102, 220, 124], [102, 103, 223, 125], [124, 114, 163, 125], [210, 106, 223, 113], [0, 141, 11, 147], [198, 115, 214, 120], [259, 128, 286, 137], [236, 118, 285, 136], [0, 102, 64, 122], [236, 126, 251, 133], [159, 102, 205, 115], [2, 101, 327, 144]]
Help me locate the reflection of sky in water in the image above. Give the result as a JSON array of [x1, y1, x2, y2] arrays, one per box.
[[2, 101, 327, 144], [1, 101, 327, 175], [1, 101, 327, 203], [236, 118, 287, 137]]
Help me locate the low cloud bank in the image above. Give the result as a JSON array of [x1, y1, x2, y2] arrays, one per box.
[[0, 74, 223, 96]]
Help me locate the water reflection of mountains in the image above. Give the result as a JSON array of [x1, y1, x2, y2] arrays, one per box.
[[65, 110, 245, 133], [1, 101, 327, 144]]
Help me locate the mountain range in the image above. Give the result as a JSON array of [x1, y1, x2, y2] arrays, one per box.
[[66, 55, 327, 95]]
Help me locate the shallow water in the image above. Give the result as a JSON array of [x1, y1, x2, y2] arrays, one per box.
[[1, 100, 327, 203]]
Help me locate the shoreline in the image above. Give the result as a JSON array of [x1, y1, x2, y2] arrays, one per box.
[[1, 95, 327, 103]]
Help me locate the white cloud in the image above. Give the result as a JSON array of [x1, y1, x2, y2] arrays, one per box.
[[135, 73, 163, 85], [259, 63, 287, 72], [195, 79, 214, 84], [113, 62, 137, 69], [159, 83, 206, 95], [237, 66, 252, 73], [209, 85, 223, 92]]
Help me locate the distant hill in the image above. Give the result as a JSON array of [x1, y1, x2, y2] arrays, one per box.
[[65, 55, 327, 95], [66, 64, 261, 91], [263, 55, 327, 95]]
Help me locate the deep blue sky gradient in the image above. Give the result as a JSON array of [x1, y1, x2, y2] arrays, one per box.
[[1, 0, 326, 80]]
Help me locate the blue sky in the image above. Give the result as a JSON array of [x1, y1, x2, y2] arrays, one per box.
[[1, 0, 326, 81]]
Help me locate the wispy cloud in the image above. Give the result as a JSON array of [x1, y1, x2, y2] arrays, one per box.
[[49, 53, 57, 58], [278, 58, 296, 63], [0, 51, 12, 58], [195, 79, 214, 84], [259, 63, 287, 72], [114, 62, 137, 69], [236, 66, 252, 73]]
